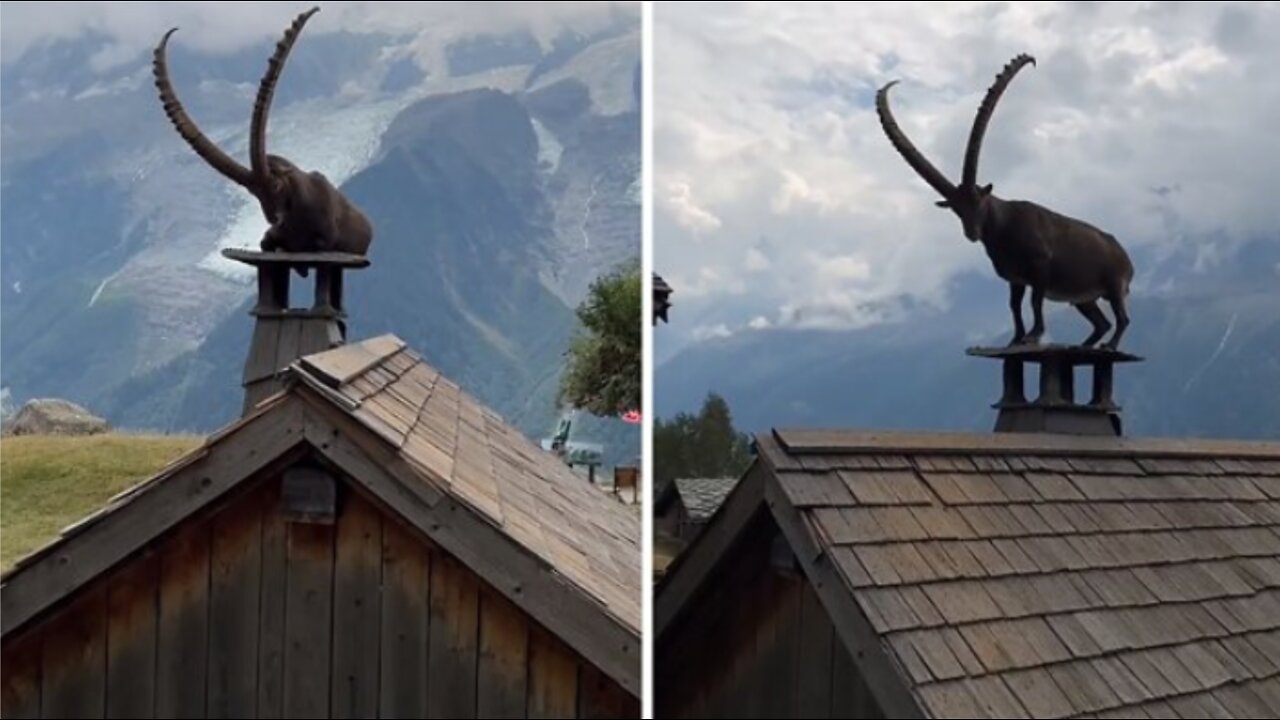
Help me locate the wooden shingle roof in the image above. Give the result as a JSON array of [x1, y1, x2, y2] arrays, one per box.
[[659, 427, 1280, 718], [673, 477, 738, 521], [295, 335, 641, 634], [756, 428, 1280, 718]]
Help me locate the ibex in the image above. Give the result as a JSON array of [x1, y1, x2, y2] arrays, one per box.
[[153, 7, 373, 263], [877, 54, 1133, 349]]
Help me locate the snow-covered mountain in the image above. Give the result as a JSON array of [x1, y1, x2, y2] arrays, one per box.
[[2, 19, 641, 461]]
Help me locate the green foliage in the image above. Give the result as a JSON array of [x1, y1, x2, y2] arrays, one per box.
[[653, 393, 753, 492], [0, 433, 202, 569], [558, 260, 642, 417]]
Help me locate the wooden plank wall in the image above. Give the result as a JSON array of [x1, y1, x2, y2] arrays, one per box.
[[1, 473, 638, 719], [656, 516, 883, 719]]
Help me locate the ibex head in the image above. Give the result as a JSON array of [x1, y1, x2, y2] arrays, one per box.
[[153, 7, 320, 221], [876, 54, 1036, 242]]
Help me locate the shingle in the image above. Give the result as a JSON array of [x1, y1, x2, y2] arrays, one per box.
[[841, 470, 926, 505], [889, 634, 936, 684], [851, 545, 902, 586], [910, 505, 974, 540], [984, 576, 1039, 618], [940, 540, 990, 579], [883, 543, 938, 585], [777, 471, 855, 507], [1033, 504, 1078, 535], [873, 506, 931, 542], [857, 587, 920, 632], [1049, 613, 1104, 657], [1046, 661, 1121, 714], [899, 585, 946, 627], [1018, 456, 1076, 473], [971, 456, 1014, 473], [922, 581, 1003, 625], [917, 680, 984, 718], [1004, 667, 1076, 719], [1092, 655, 1155, 706], [923, 472, 973, 505], [1172, 642, 1232, 689], [942, 627, 987, 676], [965, 540, 1016, 577], [1202, 639, 1255, 683], [915, 542, 963, 581], [840, 508, 892, 544], [915, 455, 979, 473], [1120, 651, 1179, 698], [1069, 474, 1132, 501], [905, 630, 968, 681], [991, 538, 1041, 575], [1068, 457, 1146, 475], [1142, 647, 1203, 695], [830, 546, 873, 588], [965, 675, 1029, 717], [812, 507, 858, 544], [1018, 536, 1087, 573]]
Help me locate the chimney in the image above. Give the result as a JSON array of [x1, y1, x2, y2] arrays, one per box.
[[653, 273, 672, 325], [224, 249, 369, 414], [967, 344, 1143, 437]]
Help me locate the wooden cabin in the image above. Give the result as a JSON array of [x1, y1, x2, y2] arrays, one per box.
[[1, 333, 641, 718], [655, 477, 738, 544], [657, 428, 1280, 718]]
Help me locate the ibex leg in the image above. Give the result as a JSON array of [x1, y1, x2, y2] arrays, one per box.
[[1104, 293, 1129, 350], [1075, 300, 1111, 348], [1008, 283, 1027, 346]]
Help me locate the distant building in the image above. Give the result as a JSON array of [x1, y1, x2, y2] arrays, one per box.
[[655, 477, 739, 542]]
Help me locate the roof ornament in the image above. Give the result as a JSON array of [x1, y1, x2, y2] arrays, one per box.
[[877, 55, 1134, 351], [154, 7, 373, 268]]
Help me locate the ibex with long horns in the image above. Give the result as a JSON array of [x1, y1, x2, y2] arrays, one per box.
[[877, 54, 1133, 349], [153, 7, 372, 262]]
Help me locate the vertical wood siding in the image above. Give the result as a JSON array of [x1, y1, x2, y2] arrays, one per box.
[[2, 472, 637, 719], [657, 517, 884, 719]]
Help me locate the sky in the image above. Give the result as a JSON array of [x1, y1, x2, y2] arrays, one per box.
[[654, 1, 1280, 349], [0, 1, 636, 68]]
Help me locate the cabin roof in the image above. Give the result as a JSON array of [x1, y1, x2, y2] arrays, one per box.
[[295, 335, 641, 634], [672, 477, 738, 521], [2, 334, 640, 693], [660, 427, 1280, 719]]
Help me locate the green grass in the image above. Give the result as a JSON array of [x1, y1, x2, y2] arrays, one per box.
[[1, 434, 202, 569]]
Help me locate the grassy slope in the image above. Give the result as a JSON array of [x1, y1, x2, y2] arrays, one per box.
[[0, 434, 202, 569]]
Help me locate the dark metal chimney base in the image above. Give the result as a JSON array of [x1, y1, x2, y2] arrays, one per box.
[[968, 344, 1143, 437], [223, 249, 369, 415]]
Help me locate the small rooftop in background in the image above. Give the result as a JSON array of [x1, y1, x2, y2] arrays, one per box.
[[673, 477, 739, 522]]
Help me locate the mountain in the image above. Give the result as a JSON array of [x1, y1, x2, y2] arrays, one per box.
[[656, 240, 1280, 441], [2, 21, 640, 464]]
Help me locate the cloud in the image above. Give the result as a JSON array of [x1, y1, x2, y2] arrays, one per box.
[[745, 247, 771, 272], [654, 1, 1280, 344], [748, 315, 771, 330], [1, 1, 637, 67], [662, 179, 723, 233], [691, 323, 733, 341]]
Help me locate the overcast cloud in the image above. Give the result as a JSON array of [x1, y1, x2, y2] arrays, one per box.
[[655, 1, 1280, 342], [1, 1, 635, 69]]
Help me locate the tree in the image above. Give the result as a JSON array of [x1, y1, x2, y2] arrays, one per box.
[[558, 260, 641, 417], [653, 393, 752, 491]]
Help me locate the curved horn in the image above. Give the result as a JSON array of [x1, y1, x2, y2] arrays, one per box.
[[153, 29, 255, 188], [250, 7, 320, 187], [962, 53, 1035, 188], [876, 81, 957, 200]]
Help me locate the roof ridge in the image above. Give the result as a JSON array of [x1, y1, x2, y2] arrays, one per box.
[[770, 428, 1280, 460]]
